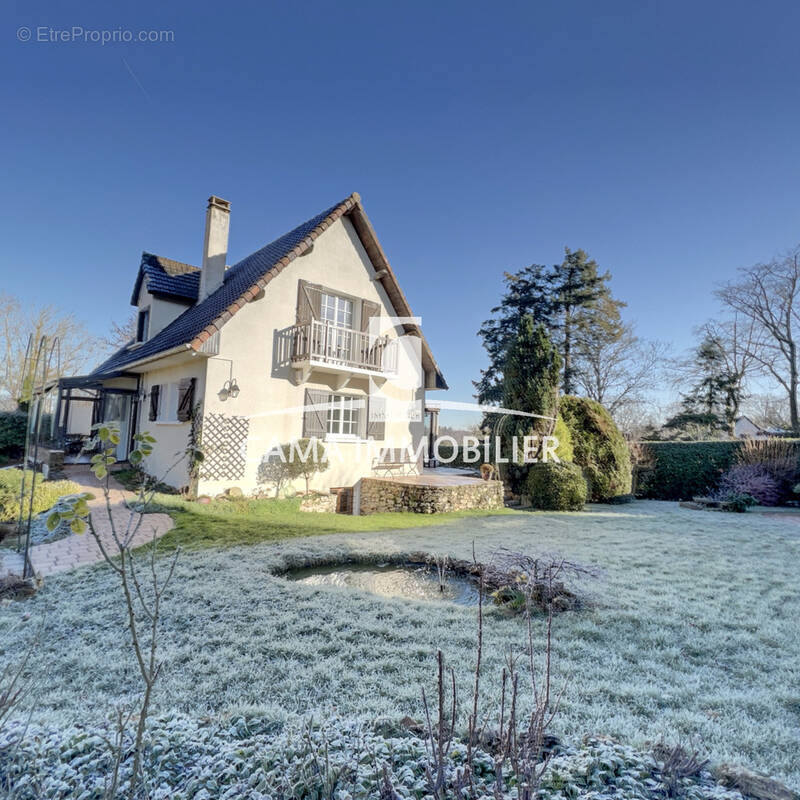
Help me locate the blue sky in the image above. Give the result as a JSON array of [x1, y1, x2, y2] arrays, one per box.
[[3, 1, 800, 420]]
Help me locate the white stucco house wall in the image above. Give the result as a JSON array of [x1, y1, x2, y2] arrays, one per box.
[[57, 193, 446, 501], [733, 415, 790, 439]]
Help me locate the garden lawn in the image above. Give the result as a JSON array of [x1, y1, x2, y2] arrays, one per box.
[[0, 469, 80, 523], [144, 492, 518, 550], [2, 501, 799, 789]]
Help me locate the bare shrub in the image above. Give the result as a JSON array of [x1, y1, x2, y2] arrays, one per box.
[[653, 741, 709, 797], [736, 438, 797, 490], [0, 574, 41, 600], [410, 549, 597, 614], [409, 548, 569, 800], [715, 464, 781, 506], [0, 621, 38, 734], [52, 424, 184, 800]]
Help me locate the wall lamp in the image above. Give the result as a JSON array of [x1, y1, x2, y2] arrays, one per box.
[[218, 378, 240, 401], [213, 357, 240, 401]]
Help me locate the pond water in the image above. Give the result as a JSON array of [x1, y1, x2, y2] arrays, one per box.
[[286, 563, 480, 606]]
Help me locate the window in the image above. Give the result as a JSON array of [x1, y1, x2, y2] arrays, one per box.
[[136, 308, 150, 342], [157, 382, 179, 422], [326, 394, 360, 437], [319, 293, 354, 361], [320, 293, 353, 328]]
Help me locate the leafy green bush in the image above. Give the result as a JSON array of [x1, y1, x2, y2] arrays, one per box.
[[559, 396, 632, 502], [635, 440, 742, 500], [0, 412, 27, 457], [0, 469, 81, 522], [526, 461, 587, 511], [552, 415, 573, 462], [502, 417, 574, 494]]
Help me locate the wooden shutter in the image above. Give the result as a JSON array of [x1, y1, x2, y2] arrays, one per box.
[[366, 395, 386, 440], [303, 389, 329, 438], [148, 384, 160, 421], [177, 377, 196, 422], [297, 280, 323, 324], [361, 300, 380, 333]]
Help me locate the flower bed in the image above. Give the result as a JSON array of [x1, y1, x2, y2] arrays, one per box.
[[0, 715, 749, 800]]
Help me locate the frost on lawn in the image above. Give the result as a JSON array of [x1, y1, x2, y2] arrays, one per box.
[[0, 501, 798, 789], [0, 714, 750, 800]]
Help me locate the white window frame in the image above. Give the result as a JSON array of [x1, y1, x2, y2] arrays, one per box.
[[326, 393, 362, 439], [157, 382, 179, 423], [320, 292, 354, 329]]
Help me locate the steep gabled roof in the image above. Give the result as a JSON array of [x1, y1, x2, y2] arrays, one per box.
[[130, 253, 200, 304], [92, 194, 446, 388]]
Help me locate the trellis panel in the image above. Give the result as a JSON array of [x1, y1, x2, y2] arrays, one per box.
[[198, 413, 249, 481]]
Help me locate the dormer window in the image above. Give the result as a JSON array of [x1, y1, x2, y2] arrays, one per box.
[[136, 308, 150, 342]]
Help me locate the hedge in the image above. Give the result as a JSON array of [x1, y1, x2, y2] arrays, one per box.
[[0, 411, 27, 456], [635, 440, 741, 500], [635, 439, 800, 501]]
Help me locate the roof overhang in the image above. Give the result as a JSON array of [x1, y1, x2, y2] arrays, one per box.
[[35, 371, 139, 394], [95, 345, 190, 375], [185, 193, 448, 390], [346, 202, 447, 390]]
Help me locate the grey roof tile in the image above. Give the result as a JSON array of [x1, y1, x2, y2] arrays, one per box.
[[93, 198, 347, 376]]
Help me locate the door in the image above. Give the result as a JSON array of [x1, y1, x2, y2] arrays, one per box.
[[102, 393, 132, 461], [320, 292, 354, 362]]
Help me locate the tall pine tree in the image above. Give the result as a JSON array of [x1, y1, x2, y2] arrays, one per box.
[[664, 335, 741, 437], [476, 248, 618, 401], [502, 314, 562, 424], [552, 248, 618, 394], [499, 315, 561, 473], [475, 264, 556, 402]]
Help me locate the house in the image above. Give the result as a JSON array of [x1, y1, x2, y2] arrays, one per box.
[[49, 194, 451, 503], [733, 415, 790, 439]]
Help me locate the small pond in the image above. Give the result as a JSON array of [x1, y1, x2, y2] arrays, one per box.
[[286, 563, 481, 606]]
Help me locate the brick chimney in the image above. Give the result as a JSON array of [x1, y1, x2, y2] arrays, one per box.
[[198, 196, 231, 301]]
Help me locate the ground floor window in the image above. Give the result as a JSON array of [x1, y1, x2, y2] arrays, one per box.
[[326, 394, 360, 437], [159, 383, 179, 422]]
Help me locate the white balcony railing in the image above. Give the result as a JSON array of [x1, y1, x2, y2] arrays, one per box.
[[290, 320, 398, 374]]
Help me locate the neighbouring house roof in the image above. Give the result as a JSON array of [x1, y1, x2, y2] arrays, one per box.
[[734, 415, 790, 436], [92, 194, 447, 388], [130, 252, 200, 304]]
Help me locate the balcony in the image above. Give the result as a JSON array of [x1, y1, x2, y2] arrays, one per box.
[[289, 320, 398, 386]]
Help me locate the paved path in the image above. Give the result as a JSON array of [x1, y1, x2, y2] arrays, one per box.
[[26, 466, 174, 577]]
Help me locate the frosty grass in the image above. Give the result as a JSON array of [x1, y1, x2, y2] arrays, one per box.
[[1, 501, 798, 791], [1, 714, 748, 800]]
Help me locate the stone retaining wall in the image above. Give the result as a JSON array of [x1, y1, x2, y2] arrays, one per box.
[[299, 493, 338, 513], [359, 478, 504, 515]]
